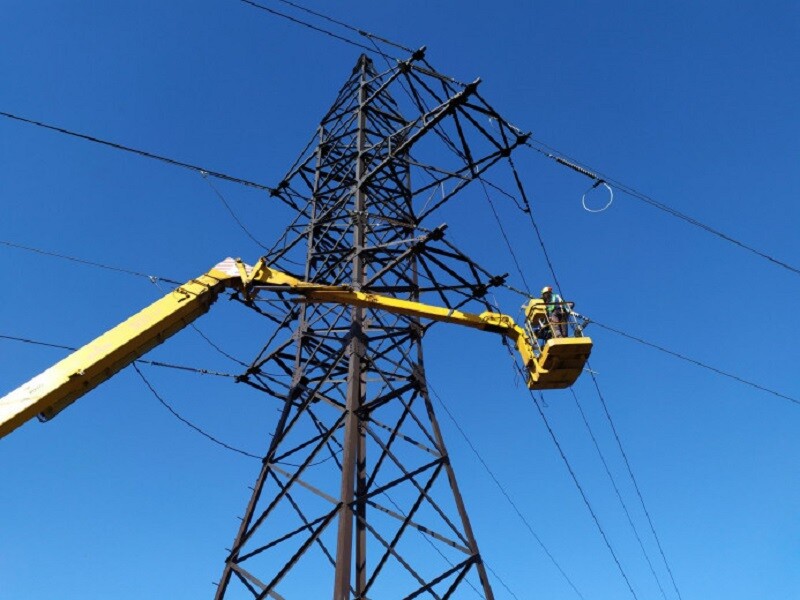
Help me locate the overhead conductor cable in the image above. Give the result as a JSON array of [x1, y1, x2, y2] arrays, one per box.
[[527, 139, 800, 277], [497, 161, 685, 599]]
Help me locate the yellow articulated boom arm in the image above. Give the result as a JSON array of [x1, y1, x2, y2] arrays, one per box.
[[0, 258, 241, 439], [0, 258, 591, 439]]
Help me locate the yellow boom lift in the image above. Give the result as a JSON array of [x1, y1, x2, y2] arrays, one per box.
[[0, 257, 592, 439]]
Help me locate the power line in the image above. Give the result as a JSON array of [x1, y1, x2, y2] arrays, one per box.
[[190, 323, 251, 368], [201, 173, 272, 252], [586, 369, 684, 600], [0, 333, 238, 378], [483, 562, 520, 600], [239, 0, 798, 281], [3, 12, 764, 591], [591, 319, 800, 408], [501, 275, 800, 408], [506, 156, 565, 295], [149, 279, 253, 369], [3, 334, 338, 467], [2, 21, 648, 593], [570, 389, 669, 600], [505, 255, 795, 597], [481, 166, 638, 596], [133, 363, 261, 459], [269, 0, 414, 54], [237, 0, 800, 280], [1, 236, 258, 376], [0, 239, 182, 285], [238, 0, 396, 60], [525, 138, 800, 278], [527, 385, 640, 600], [2, 237, 257, 373], [496, 167, 684, 598], [428, 383, 586, 600], [3, 327, 262, 457], [0, 110, 301, 208], [478, 178, 532, 295], [498, 204, 781, 594], [495, 154, 795, 597]]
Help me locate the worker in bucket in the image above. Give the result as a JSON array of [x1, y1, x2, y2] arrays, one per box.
[[541, 286, 568, 338]]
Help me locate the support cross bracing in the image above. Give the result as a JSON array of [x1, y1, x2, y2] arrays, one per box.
[[216, 52, 527, 599]]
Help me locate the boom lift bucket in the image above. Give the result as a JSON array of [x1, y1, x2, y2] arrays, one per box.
[[522, 298, 593, 389]]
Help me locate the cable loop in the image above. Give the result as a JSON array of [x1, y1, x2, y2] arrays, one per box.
[[581, 181, 614, 213]]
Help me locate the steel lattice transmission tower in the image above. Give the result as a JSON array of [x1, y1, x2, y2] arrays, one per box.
[[215, 52, 529, 599]]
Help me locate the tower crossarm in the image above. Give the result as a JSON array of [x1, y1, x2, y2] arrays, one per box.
[[0, 257, 592, 440]]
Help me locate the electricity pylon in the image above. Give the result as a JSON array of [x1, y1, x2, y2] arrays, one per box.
[[215, 52, 529, 599]]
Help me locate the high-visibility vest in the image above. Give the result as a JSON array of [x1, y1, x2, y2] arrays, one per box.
[[545, 293, 563, 314]]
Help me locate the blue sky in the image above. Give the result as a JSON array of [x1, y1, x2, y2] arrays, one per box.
[[1, 2, 798, 599]]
